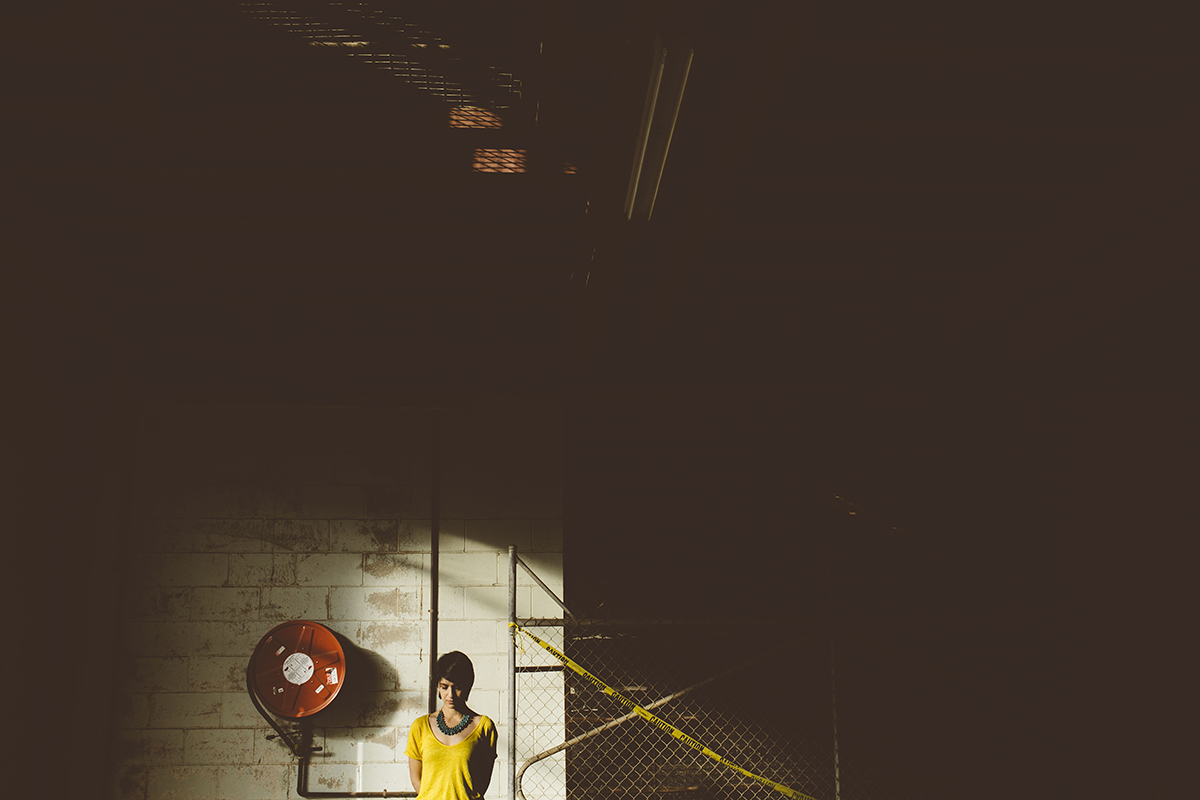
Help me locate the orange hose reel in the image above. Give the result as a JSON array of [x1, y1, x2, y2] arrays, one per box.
[[248, 620, 347, 719]]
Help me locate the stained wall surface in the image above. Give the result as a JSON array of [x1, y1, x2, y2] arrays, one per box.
[[111, 399, 563, 800]]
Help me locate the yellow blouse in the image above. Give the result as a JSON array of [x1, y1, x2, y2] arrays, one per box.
[[406, 714, 498, 800]]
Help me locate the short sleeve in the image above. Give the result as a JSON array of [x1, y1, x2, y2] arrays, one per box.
[[405, 717, 424, 760], [480, 717, 498, 759]]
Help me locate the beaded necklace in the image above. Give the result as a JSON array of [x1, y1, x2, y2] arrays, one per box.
[[436, 710, 473, 736]]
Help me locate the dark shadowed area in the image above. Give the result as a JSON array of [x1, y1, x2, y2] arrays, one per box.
[[8, 1, 1194, 799]]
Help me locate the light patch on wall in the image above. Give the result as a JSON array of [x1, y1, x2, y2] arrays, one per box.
[[473, 149, 526, 173], [562, 162, 578, 175], [310, 40, 370, 48], [451, 106, 502, 129]]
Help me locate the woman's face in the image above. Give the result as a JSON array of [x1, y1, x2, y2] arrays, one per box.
[[438, 677, 469, 709]]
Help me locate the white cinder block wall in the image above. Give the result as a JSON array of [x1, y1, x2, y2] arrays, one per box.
[[113, 398, 563, 800]]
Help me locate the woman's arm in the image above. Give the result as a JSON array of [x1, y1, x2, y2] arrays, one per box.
[[409, 757, 422, 794]]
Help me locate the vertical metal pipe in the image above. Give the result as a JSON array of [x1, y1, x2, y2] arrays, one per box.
[[825, 541, 842, 800], [429, 409, 442, 714], [508, 545, 518, 800]]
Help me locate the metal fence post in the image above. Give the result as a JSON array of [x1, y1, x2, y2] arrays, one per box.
[[508, 545, 517, 800]]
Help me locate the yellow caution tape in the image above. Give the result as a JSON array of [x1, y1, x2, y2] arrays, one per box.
[[510, 622, 820, 800]]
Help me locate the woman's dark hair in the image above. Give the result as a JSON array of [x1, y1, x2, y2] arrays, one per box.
[[435, 651, 475, 688]]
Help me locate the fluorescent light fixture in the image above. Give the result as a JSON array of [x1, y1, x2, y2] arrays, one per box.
[[624, 36, 693, 221]]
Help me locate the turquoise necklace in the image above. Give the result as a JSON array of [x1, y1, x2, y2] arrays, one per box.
[[436, 710, 473, 736]]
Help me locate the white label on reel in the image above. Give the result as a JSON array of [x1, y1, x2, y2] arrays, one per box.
[[282, 652, 315, 685]]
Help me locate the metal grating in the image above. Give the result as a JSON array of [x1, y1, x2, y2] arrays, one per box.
[[237, 1, 523, 107], [473, 148, 527, 173]]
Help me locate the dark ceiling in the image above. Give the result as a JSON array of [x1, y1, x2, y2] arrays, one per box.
[[11, 0, 1194, 403]]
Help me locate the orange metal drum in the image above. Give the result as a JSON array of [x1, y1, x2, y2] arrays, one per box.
[[249, 621, 347, 719]]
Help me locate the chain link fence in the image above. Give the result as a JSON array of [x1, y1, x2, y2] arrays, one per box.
[[509, 542, 1052, 800], [514, 617, 837, 800]]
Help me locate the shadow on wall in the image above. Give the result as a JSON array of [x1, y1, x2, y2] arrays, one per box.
[[311, 632, 403, 730]]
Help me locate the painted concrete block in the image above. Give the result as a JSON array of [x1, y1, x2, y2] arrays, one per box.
[[466, 519, 532, 552], [150, 693, 223, 728], [330, 587, 419, 620], [191, 587, 261, 621], [465, 689, 501, 727], [441, 485, 499, 519], [531, 519, 563, 553], [319, 727, 399, 762], [252, 728, 295, 765], [437, 586, 466, 619], [529, 587, 566, 620], [211, 619, 269, 655], [263, 519, 330, 552], [399, 518, 436, 552], [391, 655, 429, 692], [192, 518, 265, 552], [299, 485, 367, 519], [111, 765, 148, 800], [498, 487, 563, 519], [147, 765, 219, 799], [220, 691, 270, 728], [228, 553, 297, 587], [262, 586, 329, 621], [332, 519, 399, 552], [305, 762, 357, 793], [463, 586, 510, 621], [470, 652, 507, 693], [190, 656, 247, 692], [520, 750, 567, 800], [438, 518, 468, 553], [437, 620, 503, 655], [438, 552, 501, 587], [516, 552, 563, 596], [124, 587, 191, 622], [362, 553, 423, 587], [154, 553, 230, 586], [297, 553, 364, 586], [355, 621, 426, 654], [337, 690, 423, 728], [362, 761, 411, 793], [183, 728, 255, 765], [513, 586, 532, 618], [215, 764, 291, 800], [338, 643, 425, 694], [127, 656, 190, 693], [114, 728, 184, 765]]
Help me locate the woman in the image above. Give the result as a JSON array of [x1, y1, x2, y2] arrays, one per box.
[[407, 651, 498, 800]]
